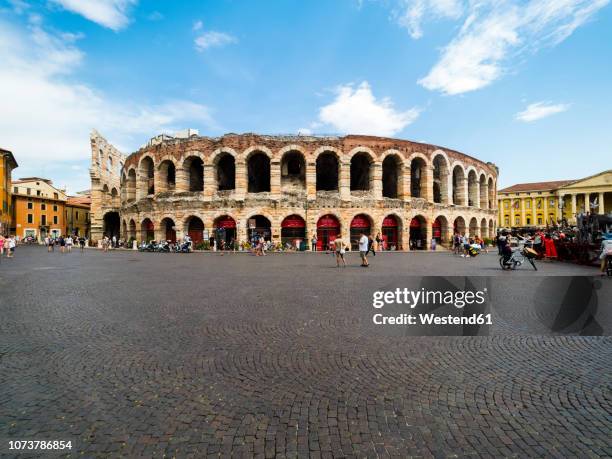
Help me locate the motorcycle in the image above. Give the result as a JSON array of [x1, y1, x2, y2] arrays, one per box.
[[174, 240, 192, 253], [156, 240, 171, 253]]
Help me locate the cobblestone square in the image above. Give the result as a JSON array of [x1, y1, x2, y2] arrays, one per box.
[[1, 247, 611, 458]]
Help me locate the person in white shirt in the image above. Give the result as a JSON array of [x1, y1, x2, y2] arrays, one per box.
[[7, 236, 16, 258], [358, 232, 369, 267], [599, 233, 612, 276], [66, 236, 73, 253]]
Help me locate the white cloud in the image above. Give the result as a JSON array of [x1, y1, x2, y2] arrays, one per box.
[[416, 0, 609, 95], [312, 81, 420, 136], [50, 0, 137, 31], [515, 101, 570, 122], [192, 20, 203, 31], [194, 31, 237, 52], [395, 0, 464, 39], [0, 19, 217, 192]]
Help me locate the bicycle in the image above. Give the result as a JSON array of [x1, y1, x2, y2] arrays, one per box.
[[500, 247, 537, 271]]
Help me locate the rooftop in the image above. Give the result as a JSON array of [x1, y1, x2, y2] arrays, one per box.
[[498, 180, 575, 193]]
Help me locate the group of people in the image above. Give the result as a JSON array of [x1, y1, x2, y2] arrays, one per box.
[[0, 234, 17, 258], [44, 235, 87, 253], [452, 233, 488, 258], [327, 231, 376, 268]]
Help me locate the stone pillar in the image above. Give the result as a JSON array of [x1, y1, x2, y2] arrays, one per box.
[[339, 160, 350, 200], [480, 183, 488, 209], [270, 159, 281, 198], [520, 197, 525, 227], [600, 192, 605, 214], [543, 195, 549, 225], [424, 166, 434, 202], [235, 161, 246, 200], [175, 167, 188, 193], [153, 169, 161, 195], [306, 161, 316, 200], [372, 163, 382, 200], [425, 220, 433, 251], [402, 165, 411, 201], [203, 164, 215, 198]]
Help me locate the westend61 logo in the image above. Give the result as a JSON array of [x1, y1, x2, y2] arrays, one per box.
[[372, 288, 492, 326]]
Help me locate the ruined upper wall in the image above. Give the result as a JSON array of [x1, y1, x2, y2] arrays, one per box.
[[122, 133, 498, 179]]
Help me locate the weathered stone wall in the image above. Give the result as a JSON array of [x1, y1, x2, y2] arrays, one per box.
[[93, 133, 499, 248], [89, 130, 126, 241]]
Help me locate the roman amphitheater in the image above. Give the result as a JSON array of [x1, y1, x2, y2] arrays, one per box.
[[89, 130, 498, 250]]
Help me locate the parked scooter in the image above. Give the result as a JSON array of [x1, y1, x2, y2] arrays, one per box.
[[174, 240, 192, 253], [156, 240, 171, 253]]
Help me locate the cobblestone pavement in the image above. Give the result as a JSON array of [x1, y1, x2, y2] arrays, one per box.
[[1, 247, 610, 458]]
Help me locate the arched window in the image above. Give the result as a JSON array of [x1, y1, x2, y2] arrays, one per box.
[[350, 153, 372, 191], [316, 152, 339, 191], [382, 155, 400, 198], [247, 153, 270, 193]]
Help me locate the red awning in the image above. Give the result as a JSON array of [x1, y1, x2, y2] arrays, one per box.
[[317, 215, 340, 228], [350, 215, 370, 229], [382, 216, 398, 227], [282, 215, 306, 228], [410, 218, 423, 229], [215, 217, 236, 229]]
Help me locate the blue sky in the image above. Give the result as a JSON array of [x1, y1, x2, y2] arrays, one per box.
[[1, 0, 611, 193]]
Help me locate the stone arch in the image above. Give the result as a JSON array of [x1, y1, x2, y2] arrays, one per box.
[[316, 150, 339, 191], [381, 213, 403, 250], [281, 149, 306, 192], [315, 213, 342, 251], [409, 155, 428, 198], [432, 153, 450, 204], [183, 155, 204, 192], [247, 151, 271, 193], [349, 213, 374, 249], [127, 168, 136, 202], [243, 145, 273, 161], [184, 215, 205, 244], [350, 152, 373, 191], [489, 218, 495, 238], [160, 217, 177, 242], [138, 155, 155, 196], [214, 151, 236, 191], [452, 164, 466, 206], [409, 214, 428, 250], [479, 173, 488, 209], [246, 214, 273, 241], [121, 220, 127, 240], [158, 158, 177, 192], [102, 183, 109, 195], [382, 154, 402, 198], [469, 217, 479, 237], [209, 147, 239, 164], [141, 217, 155, 242], [467, 168, 478, 207], [433, 215, 449, 244], [454, 216, 466, 235]]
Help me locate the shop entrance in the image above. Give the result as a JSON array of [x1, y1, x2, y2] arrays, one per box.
[[248, 215, 271, 242], [214, 215, 236, 248], [410, 216, 426, 250], [316, 214, 340, 251], [350, 214, 371, 250], [382, 215, 399, 250], [281, 215, 306, 250]]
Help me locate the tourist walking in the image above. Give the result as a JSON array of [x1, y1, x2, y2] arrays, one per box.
[[112, 235, 117, 249], [66, 235, 73, 253], [79, 236, 86, 252], [359, 232, 370, 267], [2, 235, 9, 257], [366, 235, 376, 256], [430, 237, 437, 251], [0, 234, 4, 257], [7, 235, 15, 258], [375, 233, 382, 251], [333, 234, 346, 267], [311, 233, 318, 252], [59, 235, 66, 253]]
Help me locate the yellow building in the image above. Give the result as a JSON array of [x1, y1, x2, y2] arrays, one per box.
[[498, 170, 612, 229], [1, 148, 18, 236], [65, 193, 91, 238], [11, 177, 67, 241]]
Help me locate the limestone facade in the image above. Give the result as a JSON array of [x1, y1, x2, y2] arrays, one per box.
[[90, 132, 499, 249]]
